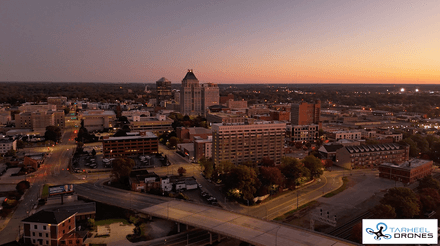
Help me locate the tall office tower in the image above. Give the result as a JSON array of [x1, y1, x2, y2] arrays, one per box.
[[212, 121, 286, 166], [291, 100, 321, 126], [156, 77, 172, 105], [180, 69, 202, 116], [201, 83, 219, 115]]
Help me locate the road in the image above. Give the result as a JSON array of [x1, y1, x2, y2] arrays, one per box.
[[0, 121, 350, 245], [0, 119, 78, 244]]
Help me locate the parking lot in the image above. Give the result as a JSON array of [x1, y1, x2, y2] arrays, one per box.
[[71, 151, 168, 173]]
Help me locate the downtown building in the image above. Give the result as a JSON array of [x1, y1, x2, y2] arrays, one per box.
[[212, 121, 286, 166], [180, 70, 219, 116], [291, 100, 321, 127], [156, 77, 172, 106]]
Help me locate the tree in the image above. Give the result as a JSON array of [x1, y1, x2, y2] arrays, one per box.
[[44, 125, 61, 142], [169, 137, 179, 149], [200, 157, 214, 178], [114, 129, 128, 137], [410, 134, 429, 153], [63, 107, 70, 115], [16, 180, 30, 194], [260, 157, 275, 167], [419, 188, 440, 212], [87, 218, 95, 230], [380, 187, 420, 218], [216, 160, 234, 175], [111, 158, 135, 183], [400, 138, 420, 157], [279, 156, 310, 189], [302, 155, 324, 179], [178, 167, 186, 176], [371, 204, 396, 219], [223, 165, 259, 201], [418, 175, 440, 191], [259, 166, 284, 193]]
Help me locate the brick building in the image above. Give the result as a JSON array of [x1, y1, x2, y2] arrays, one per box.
[[22, 210, 77, 246], [379, 159, 433, 184], [270, 110, 290, 121], [194, 136, 212, 161], [102, 131, 158, 158], [176, 127, 212, 142], [335, 143, 410, 169], [291, 100, 321, 127]]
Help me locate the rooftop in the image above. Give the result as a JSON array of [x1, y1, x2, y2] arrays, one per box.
[[105, 132, 157, 141], [22, 210, 75, 224], [381, 159, 433, 170]]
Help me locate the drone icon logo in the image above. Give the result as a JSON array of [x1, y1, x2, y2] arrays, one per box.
[[366, 222, 392, 241]]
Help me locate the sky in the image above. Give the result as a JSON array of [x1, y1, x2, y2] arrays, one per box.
[[1, 0, 439, 84]]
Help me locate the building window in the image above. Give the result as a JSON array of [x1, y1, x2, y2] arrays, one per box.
[[63, 230, 65, 234], [39, 233, 42, 237], [34, 225, 37, 229], [46, 233, 48, 237], [32, 232, 35, 236], [43, 226, 46, 230]]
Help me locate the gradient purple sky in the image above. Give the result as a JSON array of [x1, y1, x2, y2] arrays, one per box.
[[1, 0, 439, 84]]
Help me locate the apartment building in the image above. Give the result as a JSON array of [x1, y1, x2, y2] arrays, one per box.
[[335, 143, 410, 169], [212, 122, 286, 166], [81, 110, 116, 132], [102, 131, 158, 158], [379, 159, 432, 184]]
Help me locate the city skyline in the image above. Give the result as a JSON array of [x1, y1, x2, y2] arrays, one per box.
[[1, 1, 439, 84]]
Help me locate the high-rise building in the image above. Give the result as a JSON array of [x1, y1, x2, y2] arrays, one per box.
[[291, 100, 321, 126], [180, 70, 219, 116], [156, 77, 172, 106], [201, 83, 219, 114], [212, 121, 286, 166], [180, 70, 202, 115]]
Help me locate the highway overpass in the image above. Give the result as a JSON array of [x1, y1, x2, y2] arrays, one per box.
[[76, 183, 355, 246]]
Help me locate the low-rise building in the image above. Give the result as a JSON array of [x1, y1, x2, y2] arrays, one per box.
[[81, 110, 116, 132], [335, 143, 409, 169], [0, 138, 16, 155], [102, 131, 158, 158], [22, 210, 77, 246], [176, 127, 212, 142], [287, 124, 319, 142], [130, 115, 173, 134], [328, 130, 362, 141], [379, 159, 433, 184], [194, 136, 212, 161]]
